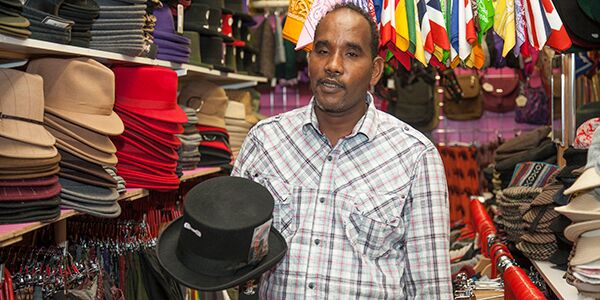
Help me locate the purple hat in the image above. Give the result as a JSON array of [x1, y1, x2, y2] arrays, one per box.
[[153, 6, 191, 45], [155, 38, 191, 54]]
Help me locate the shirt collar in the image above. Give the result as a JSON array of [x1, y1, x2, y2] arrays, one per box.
[[302, 92, 378, 141]]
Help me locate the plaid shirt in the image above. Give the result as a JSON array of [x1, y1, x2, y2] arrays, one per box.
[[232, 95, 451, 299]]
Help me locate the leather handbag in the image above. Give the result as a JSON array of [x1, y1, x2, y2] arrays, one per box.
[[443, 70, 484, 120], [481, 68, 520, 113], [515, 69, 550, 125]]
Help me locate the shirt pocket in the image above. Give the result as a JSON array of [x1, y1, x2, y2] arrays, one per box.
[[254, 173, 298, 241], [336, 191, 407, 259]]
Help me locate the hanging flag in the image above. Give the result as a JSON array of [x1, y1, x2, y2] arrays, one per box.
[[417, 0, 434, 62], [526, 0, 551, 50], [464, 0, 476, 44], [283, 0, 314, 44], [450, 0, 459, 61], [396, 0, 411, 51], [412, 0, 428, 65], [373, 0, 384, 23], [380, 0, 397, 49], [477, 0, 494, 42], [406, 0, 417, 55], [539, 0, 571, 51], [493, 0, 516, 57], [458, 0, 473, 60], [426, 0, 450, 51]]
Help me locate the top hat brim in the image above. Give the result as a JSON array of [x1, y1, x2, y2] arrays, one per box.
[[157, 216, 287, 291], [185, 24, 234, 43]]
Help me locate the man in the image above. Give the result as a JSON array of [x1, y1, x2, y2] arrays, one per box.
[[232, 4, 451, 299]]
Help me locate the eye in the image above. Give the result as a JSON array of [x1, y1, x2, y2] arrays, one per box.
[[346, 51, 358, 57], [317, 49, 329, 55]]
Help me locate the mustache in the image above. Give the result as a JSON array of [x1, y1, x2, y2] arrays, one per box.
[[318, 78, 345, 88]]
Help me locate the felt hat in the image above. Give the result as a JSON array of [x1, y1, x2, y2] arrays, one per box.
[[47, 126, 117, 166], [44, 113, 117, 154], [157, 176, 287, 291], [565, 129, 600, 194], [0, 135, 57, 159], [0, 175, 58, 187], [26, 58, 124, 136], [178, 80, 229, 128]]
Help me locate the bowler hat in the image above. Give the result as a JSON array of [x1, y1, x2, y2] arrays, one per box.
[[113, 66, 187, 124], [158, 176, 287, 291], [26, 58, 124, 136], [565, 129, 600, 194], [0, 69, 55, 147]]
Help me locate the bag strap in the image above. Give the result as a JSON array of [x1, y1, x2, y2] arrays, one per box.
[[440, 69, 463, 101]]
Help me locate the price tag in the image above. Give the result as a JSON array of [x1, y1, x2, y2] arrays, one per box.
[[177, 4, 184, 34]]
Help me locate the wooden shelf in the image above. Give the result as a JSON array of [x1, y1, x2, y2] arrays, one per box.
[[180, 167, 222, 182], [118, 188, 149, 202], [0, 209, 78, 247], [531, 260, 586, 300], [0, 34, 268, 84]]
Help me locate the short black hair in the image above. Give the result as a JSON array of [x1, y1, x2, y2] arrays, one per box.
[[314, 3, 379, 59]]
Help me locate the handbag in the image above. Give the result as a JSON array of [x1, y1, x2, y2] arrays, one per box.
[[481, 68, 520, 113], [443, 70, 484, 120], [515, 69, 550, 125], [391, 66, 438, 131]]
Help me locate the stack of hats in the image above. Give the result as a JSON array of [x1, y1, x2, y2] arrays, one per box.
[[225, 89, 261, 126], [58, 0, 99, 47], [89, 0, 147, 56], [176, 106, 202, 171], [225, 101, 250, 157], [184, 0, 233, 72], [178, 80, 231, 167], [495, 162, 558, 243], [490, 127, 557, 192], [0, 69, 61, 224], [23, 0, 73, 44], [0, 0, 32, 38], [104, 166, 126, 193], [152, 6, 190, 63], [555, 129, 600, 298], [27, 57, 124, 218], [112, 65, 187, 191]]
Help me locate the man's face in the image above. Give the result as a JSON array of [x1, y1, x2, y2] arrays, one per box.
[[308, 8, 383, 114]]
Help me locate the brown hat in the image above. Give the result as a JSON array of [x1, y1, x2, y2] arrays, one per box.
[[225, 89, 258, 125], [555, 189, 600, 222], [47, 127, 117, 166], [178, 80, 228, 128], [0, 136, 57, 159], [26, 58, 124, 136], [0, 69, 55, 147], [565, 219, 600, 242], [0, 167, 60, 180], [571, 230, 600, 266], [0, 154, 61, 169], [44, 113, 117, 154]]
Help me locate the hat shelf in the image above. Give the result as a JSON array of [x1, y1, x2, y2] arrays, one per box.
[[530, 260, 581, 300], [0, 33, 268, 85], [180, 166, 223, 182], [0, 209, 78, 248]]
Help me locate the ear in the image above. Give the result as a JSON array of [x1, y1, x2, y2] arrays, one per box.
[[369, 56, 384, 87]]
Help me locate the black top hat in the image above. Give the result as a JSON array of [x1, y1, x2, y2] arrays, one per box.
[[224, 0, 254, 24], [157, 176, 287, 291], [200, 34, 234, 72]]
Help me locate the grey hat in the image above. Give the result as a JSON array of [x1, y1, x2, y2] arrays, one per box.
[[60, 191, 117, 205], [61, 198, 121, 218], [98, 4, 146, 11], [59, 177, 119, 202], [0, 206, 60, 224], [97, 10, 146, 18], [91, 22, 144, 30]]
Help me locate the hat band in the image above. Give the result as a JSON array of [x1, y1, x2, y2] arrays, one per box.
[[116, 97, 176, 110], [0, 112, 44, 125], [176, 244, 260, 277]]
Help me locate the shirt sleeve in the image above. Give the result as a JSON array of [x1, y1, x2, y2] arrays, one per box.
[[231, 127, 260, 179], [404, 147, 452, 299]]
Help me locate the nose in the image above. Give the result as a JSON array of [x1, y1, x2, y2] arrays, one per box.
[[324, 51, 343, 76]]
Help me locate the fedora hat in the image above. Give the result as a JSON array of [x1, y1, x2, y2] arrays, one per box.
[[44, 113, 117, 154], [0, 69, 55, 147], [60, 198, 121, 218], [571, 229, 600, 266], [116, 149, 177, 169], [113, 66, 187, 124], [117, 168, 180, 184], [158, 176, 287, 291], [0, 167, 59, 180], [0, 153, 60, 169], [555, 189, 600, 222], [565, 219, 600, 242], [115, 119, 183, 148], [113, 131, 179, 161], [224, 100, 245, 121], [0, 175, 58, 187], [115, 105, 184, 135], [59, 168, 117, 188], [0, 135, 57, 159], [47, 126, 117, 166], [26, 58, 123, 136], [0, 182, 61, 201], [59, 177, 119, 201], [117, 159, 177, 177], [179, 80, 229, 128], [565, 129, 600, 195]]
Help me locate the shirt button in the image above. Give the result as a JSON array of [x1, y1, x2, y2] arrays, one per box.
[[314, 239, 321, 245], [326, 156, 333, 161], [308, 282, 315, 289], [403, 126, 409, 131], [319, 197, 325, 203]]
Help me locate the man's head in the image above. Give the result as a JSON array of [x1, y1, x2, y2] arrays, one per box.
[[308, 4, 384, 115]]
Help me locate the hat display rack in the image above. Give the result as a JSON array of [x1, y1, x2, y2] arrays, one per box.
[[456, 199, 547, 300]]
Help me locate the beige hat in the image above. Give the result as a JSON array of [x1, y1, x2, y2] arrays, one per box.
[[225, 101, 246, 120], [225, 90, 259, 125], [565, 129, 600, 195], [178, 80, 228, 129], [555, 189, 600, 222], [0, 136, 57, 159], [571, 229, 600, 266], [565, 219, 600, 242], [47, 126, 117, 166], [44, 113, 117, 154], [0, 69, 55, 147], [26, 58, 124, 136]]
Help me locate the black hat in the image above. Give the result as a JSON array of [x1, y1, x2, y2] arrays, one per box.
[[200, 34, 234, 72], [157, 176, 287, 291], [184, 2, 233, 42], [553, 0, 600, 48], [224, 0, 254, 25]]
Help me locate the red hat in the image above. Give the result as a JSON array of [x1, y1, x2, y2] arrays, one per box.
[[118, 169, 180, 186], [115, 106, 184, 135], [0, 182, 62, 201], [117, 161, 177, 177], [197, 125, 230, 138], [113, 66, 188, 124], [112, 135, 178, 163], [117, 131, 179, 161], [118, 119, 182, 148], [0, 175, 58, 187], [116, 150, 177, 169]]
